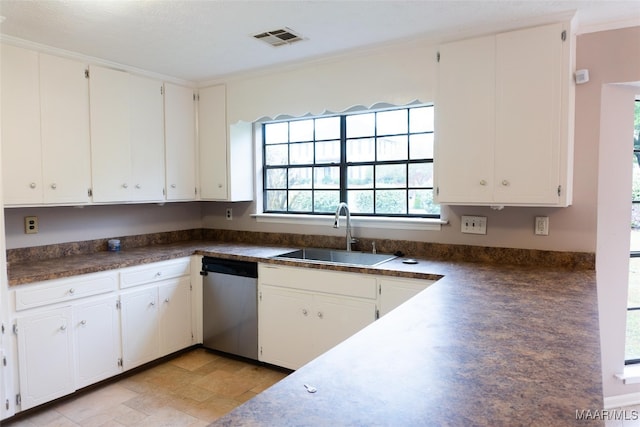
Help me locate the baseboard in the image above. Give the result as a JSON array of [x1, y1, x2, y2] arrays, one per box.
[[604, 392, 640, 409]]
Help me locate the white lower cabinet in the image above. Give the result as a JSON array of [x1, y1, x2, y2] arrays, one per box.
[[16, 307, 75, 410], [258, 264, 437, 370], [120, 276, 193, 370], [258, 265, 378, 370], [378, 277, 435, 318], [9, 258, 194, 414], [120, 287, 160, 371], [159, 277, 192, 356], [120, 260, 193, 370], [74, 296, 121, 389]]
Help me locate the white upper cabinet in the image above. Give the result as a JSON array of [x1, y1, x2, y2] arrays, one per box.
[[164, 83, 197, 201], [435, 21, 574, 207], [1, 45, 91, 206], [198, 85, 254, 201], [434, 35, 495, 205], [89, 65, 132, 203], [40, 54, 92, 205], [89, 65, 165, 203], [1, 45, 42, 206], [129, 74, 165, 202]]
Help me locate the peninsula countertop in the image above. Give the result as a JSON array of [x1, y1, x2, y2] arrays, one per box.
[[6, 240, 603, 425]]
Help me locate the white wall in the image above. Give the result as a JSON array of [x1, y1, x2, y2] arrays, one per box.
[[4, 203, 203, 249], [576, 25, 640, 400], [597, 84, 638, 401], [201, 25, 600, 254]]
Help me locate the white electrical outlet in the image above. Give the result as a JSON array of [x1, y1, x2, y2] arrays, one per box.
[[24, 216, 38, 234], [225, 208, 233, 220], [535, 216, 549, 236], [461, 215, 487, 235]]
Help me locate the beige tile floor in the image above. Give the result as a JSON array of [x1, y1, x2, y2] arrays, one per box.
[[3, 348, 290, 427]]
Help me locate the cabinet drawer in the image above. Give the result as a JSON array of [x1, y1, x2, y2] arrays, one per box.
[[120, 258, 191, 289], [14, 271, 117, 311], [259, 264, 377, 299]]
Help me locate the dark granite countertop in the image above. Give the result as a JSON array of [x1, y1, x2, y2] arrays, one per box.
[[6, 240, 603, 425]]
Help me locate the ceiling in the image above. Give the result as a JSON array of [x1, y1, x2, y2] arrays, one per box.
[[0, 0, 639, 83]]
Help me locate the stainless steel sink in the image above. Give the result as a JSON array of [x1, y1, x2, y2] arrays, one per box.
[[274, 248, 397, 267]]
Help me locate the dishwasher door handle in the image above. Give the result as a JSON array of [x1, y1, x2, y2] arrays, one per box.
[[200, 270, 208, 276]]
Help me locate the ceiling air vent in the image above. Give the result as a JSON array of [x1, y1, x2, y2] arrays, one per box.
[[253, 27, 304, 47]]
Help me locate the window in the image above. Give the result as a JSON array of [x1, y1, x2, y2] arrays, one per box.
[[626, 99, 640, 364], [262, 105, 438, 218]]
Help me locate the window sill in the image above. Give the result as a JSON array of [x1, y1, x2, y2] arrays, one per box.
[[251, 213, 446, 231], [616, 366, 640, 384]]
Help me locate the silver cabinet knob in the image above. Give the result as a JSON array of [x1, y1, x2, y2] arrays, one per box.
[[60, 325, 67, 331], [150, 301, 155, 307], [68, 288, 75, 295], [480, 180, 487, 186], [171, 184, 176, 189], [51, 183, 57, 189], [218, 183, 223, 188], [302, 309, 308, 316], [80, 320, 87, 326], [317, 312, 323, 319], [135, 184, 141, 189], [122, 183, 129, 189], [29, 182, 36, 189], [155, 271, 162, 277], [164, 298, 170, 303], [501, 180, 509, 186]]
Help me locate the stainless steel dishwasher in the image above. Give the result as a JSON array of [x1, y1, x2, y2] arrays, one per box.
[[200, 257, 258, 360]]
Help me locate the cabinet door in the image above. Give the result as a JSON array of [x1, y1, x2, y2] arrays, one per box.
[[120, 287, 159, 370], [40, 54, 92, 205], [258, 286, 314, 370], [89, 65, 132, 202], [164, 83, 197, 201], [16, 307, 75, 410], [158, 277, 192, 356], [129, 74, 165, 202], [198, 85, 228, 200], [1, 44, 43, 205], [74, 296, 121, 389], [312, 294, 376, 359], [379, 278, 433, 317], [494, 23, 564, 205], [435, 35, 495, 204]]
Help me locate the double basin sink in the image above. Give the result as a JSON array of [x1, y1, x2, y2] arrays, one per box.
[[273, 247, 397, 267]]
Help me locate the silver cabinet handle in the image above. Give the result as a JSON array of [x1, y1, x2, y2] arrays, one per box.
[[155, 272, 162, 277], [501, 180, 509, 186], [302, 309, 308, 316], [29, 182, 36, 189], [68, 288, 75, 295], [150, 301, 155, 306], [164, 298, 170, 303], [135, 184, 141, 189], [171, 184, 176, 188], [480, 180, 487, 186], [317, 312, 323, 319], [60, 325, 66, 331], [80, 320, 87, 326], [51, 183, 57, 189], [122, 183, 129, 189]]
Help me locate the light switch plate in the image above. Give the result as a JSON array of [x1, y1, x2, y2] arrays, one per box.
[[461, 215, 487, 235]]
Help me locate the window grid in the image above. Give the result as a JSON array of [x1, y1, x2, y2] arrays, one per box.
[[262, 105, 438, 217]]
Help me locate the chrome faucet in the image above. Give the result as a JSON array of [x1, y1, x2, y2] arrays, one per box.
[[334, 202, 356, 251]]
